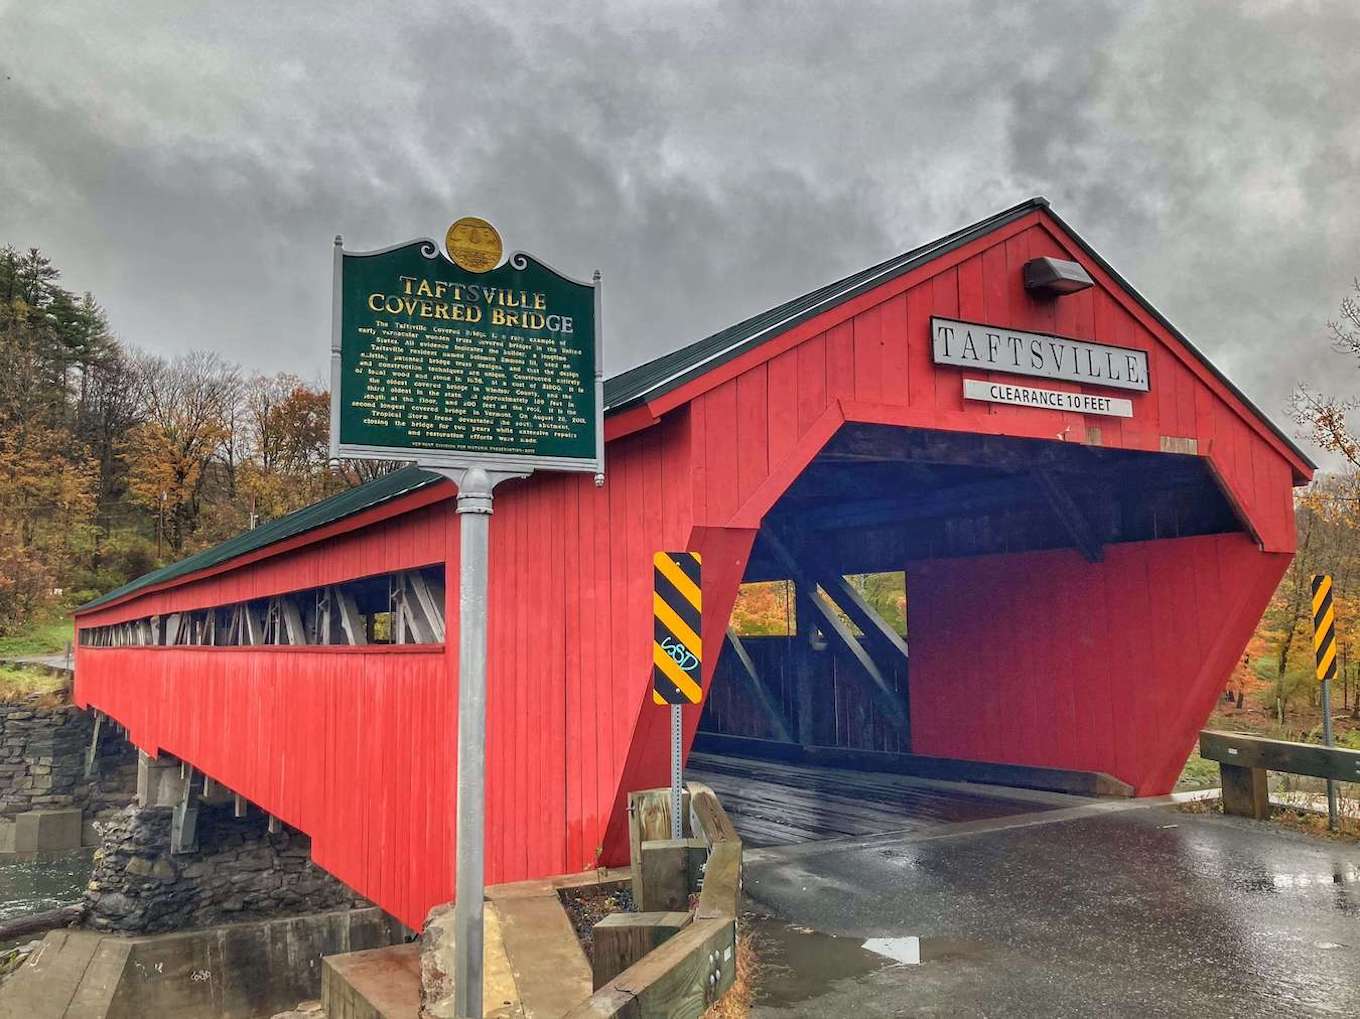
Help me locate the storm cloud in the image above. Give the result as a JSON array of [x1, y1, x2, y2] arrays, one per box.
[[2, 0, 1358, 453]]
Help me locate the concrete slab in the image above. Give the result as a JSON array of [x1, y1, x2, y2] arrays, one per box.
[[322, 943, 421, 1019], [13, 810, 83, 854], [0, 930, 107, 1019], [482, 903, 524, 1018], [135, 753, 185, 808], [0, 907, 402, 1019]]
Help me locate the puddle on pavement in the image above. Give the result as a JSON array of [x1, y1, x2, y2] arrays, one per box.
[[1229, 864, 1360, 894], [746, 915, 888, 1006], [917, 936, 992, 963], [745, 915, 994, 1007]]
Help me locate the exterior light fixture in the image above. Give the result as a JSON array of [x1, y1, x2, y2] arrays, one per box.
[[1023, 257, 1094, 297]]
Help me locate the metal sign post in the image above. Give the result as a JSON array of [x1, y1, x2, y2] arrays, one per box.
[[439, 466, 519, 1018], [671, 704, 683, 839], [652, 551, 703, 838], [1311, 574, 1340, 831], [330, 218, 603, 1018]]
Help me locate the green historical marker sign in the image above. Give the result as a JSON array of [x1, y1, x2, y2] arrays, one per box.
[[329, 221, 602, 477], [327, 217, 603, 1019]]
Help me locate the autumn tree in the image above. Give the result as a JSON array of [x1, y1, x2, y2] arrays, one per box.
[[1294, 277, 1360, 468], [123, 351, 240, 556], [236, 374, 337, 521], [0, 248, 98, 631], [0, 240, 406, 624], [731, 581, 795, 636]]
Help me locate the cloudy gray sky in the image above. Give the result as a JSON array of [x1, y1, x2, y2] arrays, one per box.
[[3, 1, 1358, 455]]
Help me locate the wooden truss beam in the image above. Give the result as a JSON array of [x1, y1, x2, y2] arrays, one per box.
[[796, 476, 1029, 533], [392, 573, 439, 644], [1034, 469, 1104, 562], [724, 630, 794, 743], [800, 555, 910, 667], [762, 531, 908, 732], [84, 566, 450, 650], [331, 587, 367, 645], [242, 601, 265, 645], [405, 570, 447, 643]]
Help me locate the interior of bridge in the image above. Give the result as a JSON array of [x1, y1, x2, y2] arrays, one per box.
[[690, 422, 1246, 845]]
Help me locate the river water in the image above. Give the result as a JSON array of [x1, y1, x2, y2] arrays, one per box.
[[0, 850, 92, 926]]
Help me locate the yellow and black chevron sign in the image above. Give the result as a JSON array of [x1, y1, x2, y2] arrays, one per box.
[[653, 551, 703, 705], [1313, 573, 1338, 684]]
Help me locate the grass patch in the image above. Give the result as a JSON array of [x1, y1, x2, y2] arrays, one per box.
[[1175, 751, 1221, 791], [1178, 796, 1360, 841], [705, 917, 758, 1018], [0, 615, 74, 658], [0, 665, 69, 702]]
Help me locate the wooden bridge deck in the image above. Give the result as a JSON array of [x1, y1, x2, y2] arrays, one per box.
[[685, 752, 1084, 848]]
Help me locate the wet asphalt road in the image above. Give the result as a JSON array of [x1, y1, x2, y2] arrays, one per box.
[[742, 802, 1360, 1017]]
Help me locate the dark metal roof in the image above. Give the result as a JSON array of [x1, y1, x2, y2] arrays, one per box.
[[84, 197, 1311, 614], [603, 197, 1049, 412], [78, 465, 444, 612]]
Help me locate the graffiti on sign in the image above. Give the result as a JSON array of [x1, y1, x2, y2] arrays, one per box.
[[653, 551, 703, 704]]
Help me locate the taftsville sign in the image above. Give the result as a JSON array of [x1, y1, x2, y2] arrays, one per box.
[[330, 227, 602, 476], [931, 316, 1150, 393]]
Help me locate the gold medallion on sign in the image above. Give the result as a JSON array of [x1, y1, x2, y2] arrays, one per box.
[[445, 216, 502, 273]]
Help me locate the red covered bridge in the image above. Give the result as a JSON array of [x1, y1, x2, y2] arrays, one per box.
[[74, 198, 1313, 929]]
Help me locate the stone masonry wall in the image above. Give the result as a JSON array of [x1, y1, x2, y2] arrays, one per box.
[[84, 802, 368, 934], [0, 696, 136, 823]]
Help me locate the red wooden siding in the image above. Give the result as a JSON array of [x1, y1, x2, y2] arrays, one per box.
[[905, 534, 1290, 794], [478, 414, 699, 884], [75, 206, 1308, 930], [75, 645, 453, 930]]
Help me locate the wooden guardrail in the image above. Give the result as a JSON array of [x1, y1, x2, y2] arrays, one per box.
[[1198, 729, 1360, 819], [565, 782, 743, 1018]]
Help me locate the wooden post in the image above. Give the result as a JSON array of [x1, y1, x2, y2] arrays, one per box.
[[591, 912, 690, 990], [1219, 763, 1269, 820], [628, 788, 689, 902], [793, 583, 818, 747], [83, 711, 103, 779], [637, 838, 705, 911]]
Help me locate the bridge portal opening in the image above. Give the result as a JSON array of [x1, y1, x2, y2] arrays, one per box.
[[691, 422, 1246, 845]]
